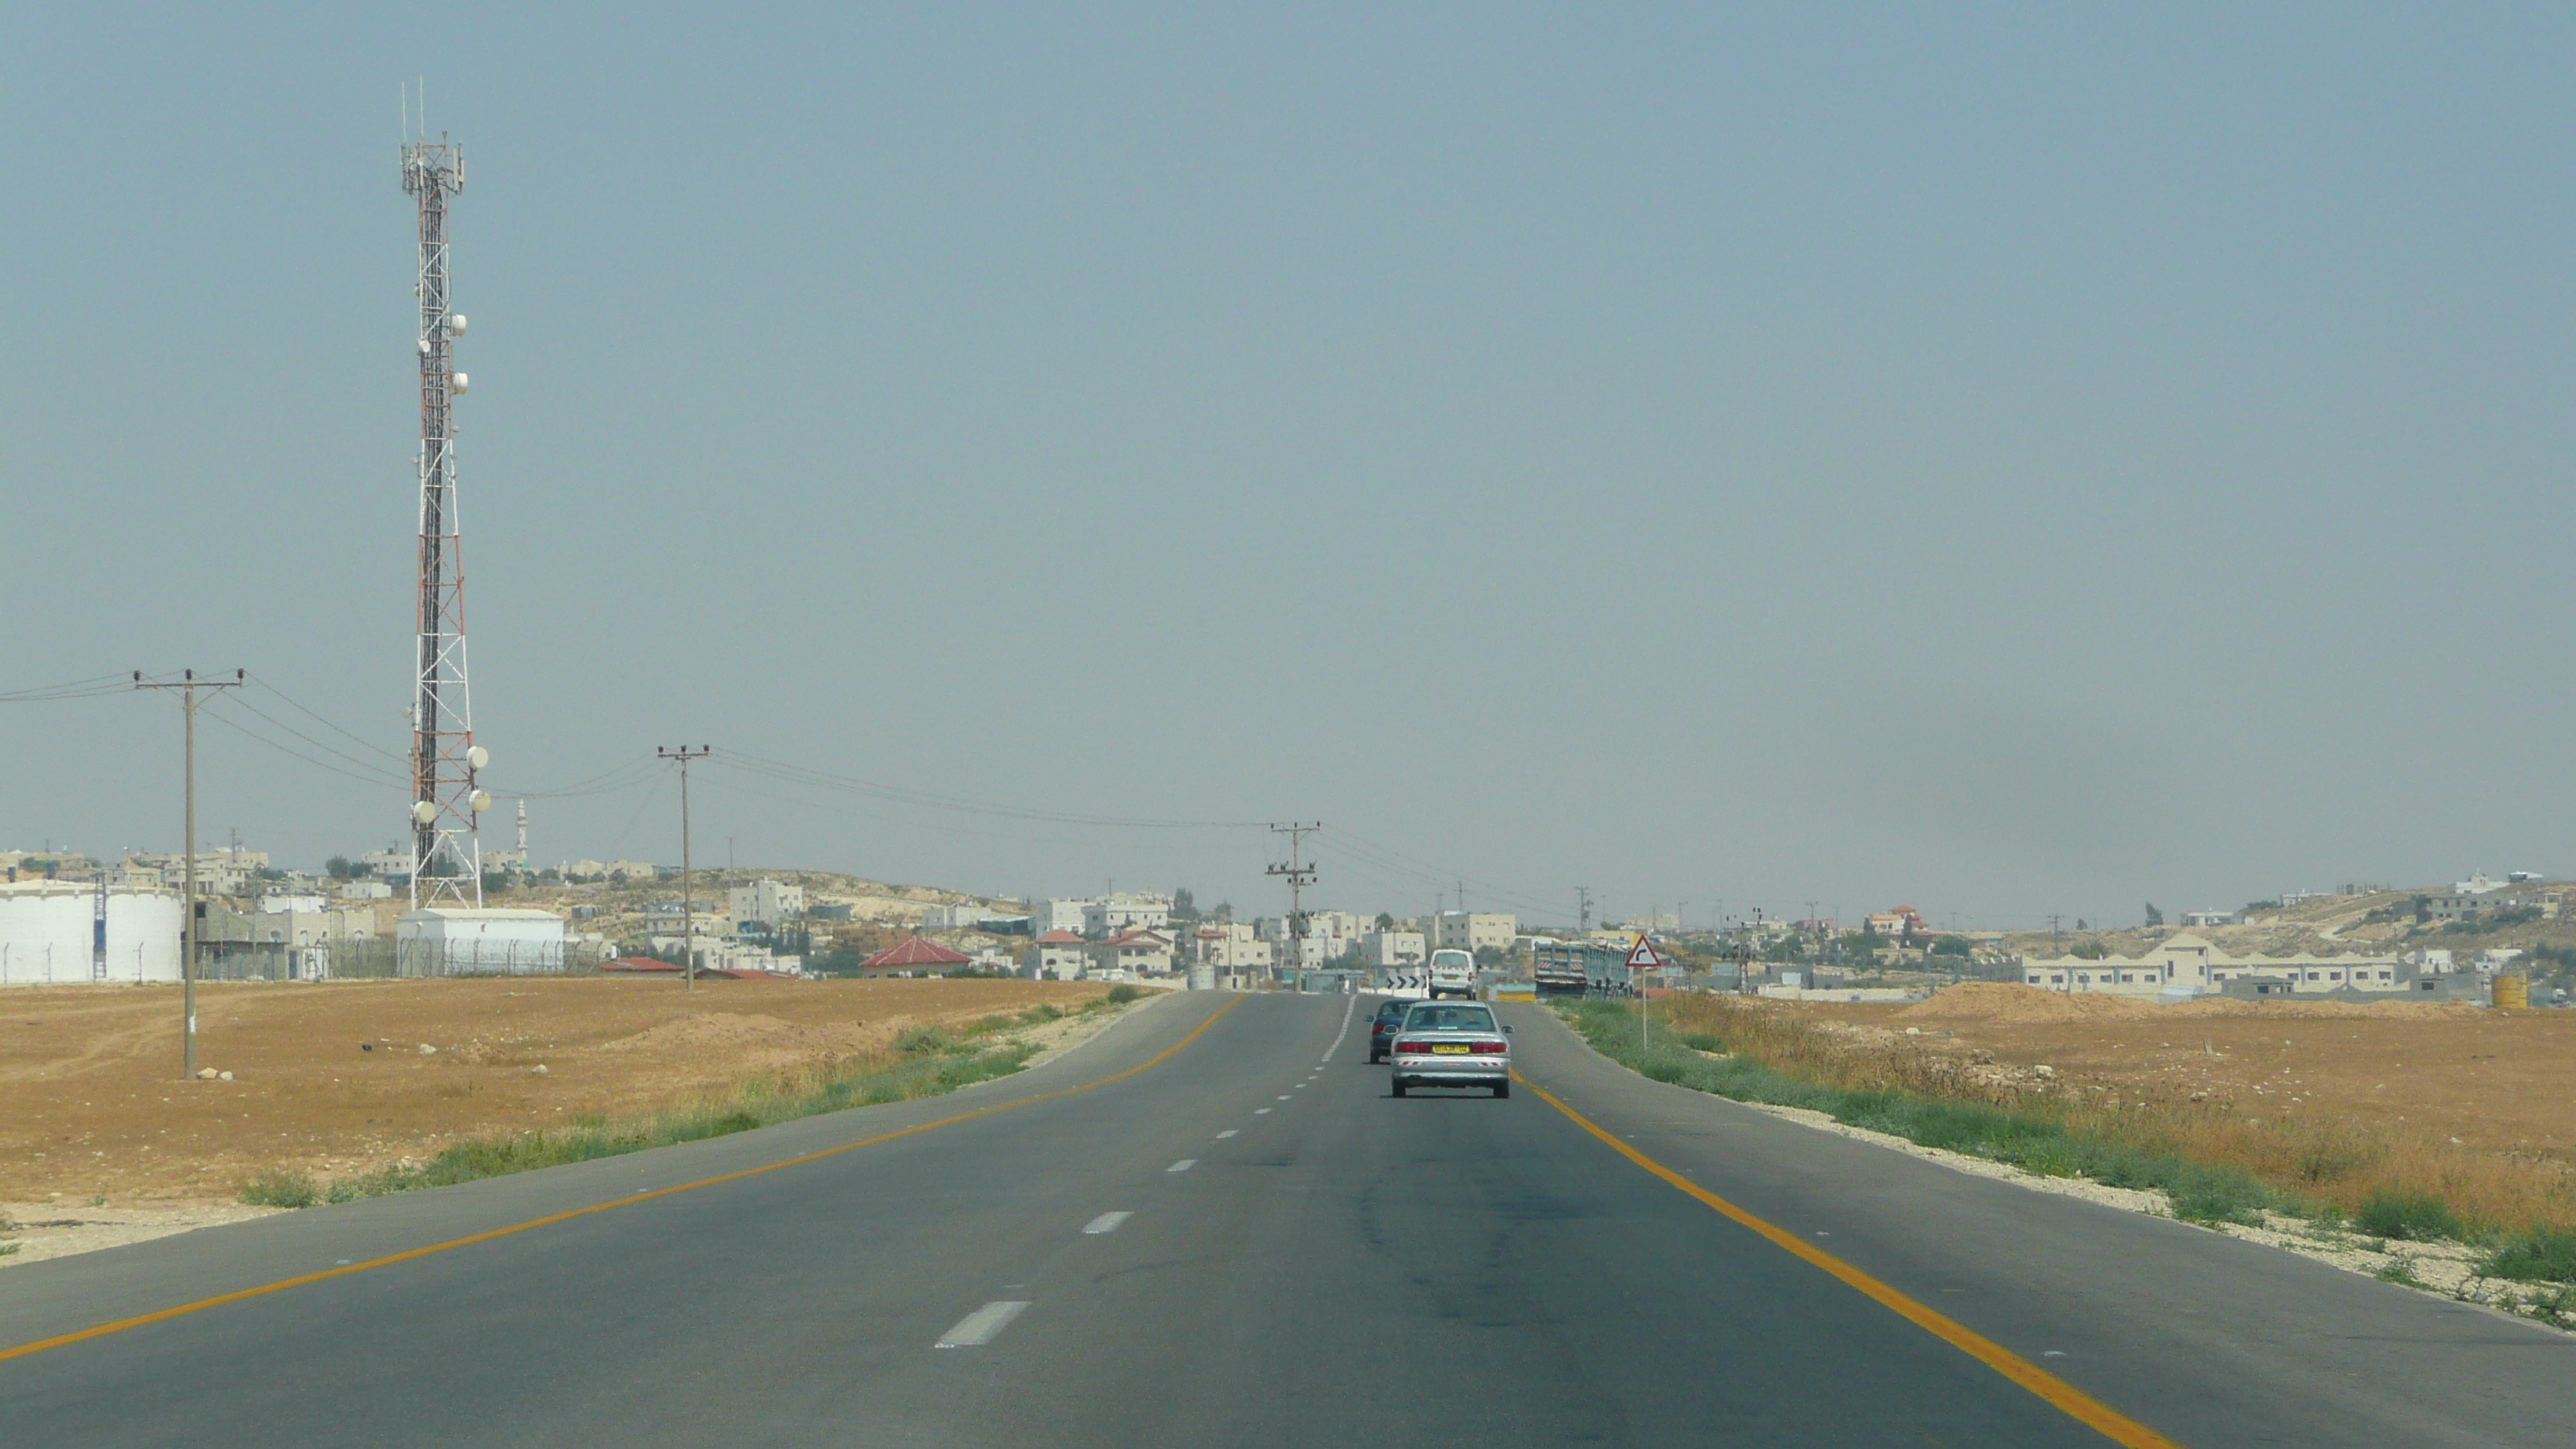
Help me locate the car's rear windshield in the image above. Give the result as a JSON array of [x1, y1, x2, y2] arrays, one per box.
[[1403, 1005, 1497, 1033], [1375, 1002, 1409, 1018]]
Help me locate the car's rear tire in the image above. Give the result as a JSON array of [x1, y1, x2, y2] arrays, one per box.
[[1493, 1081, 1510, 1098], [1392, 1080, 1407, 1098]]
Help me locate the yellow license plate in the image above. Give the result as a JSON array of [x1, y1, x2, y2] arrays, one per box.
[[1430, 1043, 1471, 1054]]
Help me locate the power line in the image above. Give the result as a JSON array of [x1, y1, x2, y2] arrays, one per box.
[[0, 673, 138, 703]]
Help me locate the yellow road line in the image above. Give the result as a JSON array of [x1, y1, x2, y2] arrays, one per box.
[[0, 995, 1243, 1365], [1518, 1072, 2185, 1449]]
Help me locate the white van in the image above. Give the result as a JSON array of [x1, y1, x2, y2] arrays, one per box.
[[1427, 948, 1478, 999]]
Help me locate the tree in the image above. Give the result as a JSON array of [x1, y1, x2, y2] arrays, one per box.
[[326, 855, 355, 879], [2075, 918, 2088, 931], [1375, 911, 1395, 930], [1930, 935, 1972, 957], [2144, 903, 2164, 927], [1170, 887, 1198, 923]]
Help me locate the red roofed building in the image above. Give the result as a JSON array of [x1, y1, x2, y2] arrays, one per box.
[[1091, 928, 1173, 979], [1865, 906, 1927, 940], [1026, 929, 1088, 981], [858, 934, 976, 974]]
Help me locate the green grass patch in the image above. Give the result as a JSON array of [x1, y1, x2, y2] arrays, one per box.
[[240, 1169, 324, 1208], [2355, 1188, 2464, 1243], [242, 1043, 1036, 1210], [1562, 1000, 2280, 1226], [2479, 1228, 2576, 1284], [1106, 984, 1145, 1005]]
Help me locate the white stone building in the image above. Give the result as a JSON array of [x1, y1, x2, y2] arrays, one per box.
[[1092, 929, 1175, 978], [1433, 912, 1516, 954], [1026, 930, 1090, 980], [728, 879, 807, 930], [1358, 930, 1427, 968], [1081, 893, 1173, 937]]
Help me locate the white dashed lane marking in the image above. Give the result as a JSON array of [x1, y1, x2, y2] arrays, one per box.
[[1216, 1129, 1238, 1139], [935, 1300, 1030, 1348], [1167, 1160, 1197, 1173], [1083, 1212, 1133, 1235], [1255, 1108, 1272, 1115]]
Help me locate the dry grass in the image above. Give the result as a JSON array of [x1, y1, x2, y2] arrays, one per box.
[[1652, 993, 2576, 1235]]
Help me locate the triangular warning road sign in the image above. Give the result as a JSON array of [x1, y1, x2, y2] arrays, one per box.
[[1625, 934, 1665, 971]]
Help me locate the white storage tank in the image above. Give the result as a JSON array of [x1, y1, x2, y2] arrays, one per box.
[[0, 882, 185, 985]]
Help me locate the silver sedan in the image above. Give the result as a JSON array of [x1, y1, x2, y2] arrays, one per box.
[[1388, 1001, 1512, 1098]]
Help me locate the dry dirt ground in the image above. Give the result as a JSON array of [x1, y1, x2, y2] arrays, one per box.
[[1790, 984, 2576, 1163], [0, 977, 1106, 1260]]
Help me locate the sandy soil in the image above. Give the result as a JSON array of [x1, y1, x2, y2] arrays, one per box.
[[1783, 983, 2576, 1163], [0, 976, 1107, 1243]]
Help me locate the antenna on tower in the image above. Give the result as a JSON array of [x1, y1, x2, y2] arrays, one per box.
[[401, 117, 482, 908]]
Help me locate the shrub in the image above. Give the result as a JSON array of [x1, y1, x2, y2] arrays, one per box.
[[2480, 1228, 2576, 1285], [894, 1025, 959, 1055], [240, 1170, 322, 1208], [2355, 1188, 2464, 1243], [1106, 984, 1143, 1004]]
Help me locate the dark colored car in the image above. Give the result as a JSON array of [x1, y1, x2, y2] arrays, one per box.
[[1367, 999, 1413, 1062]]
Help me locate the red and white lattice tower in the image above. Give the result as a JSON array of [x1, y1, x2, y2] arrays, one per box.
[[401, 127, 487, 907]]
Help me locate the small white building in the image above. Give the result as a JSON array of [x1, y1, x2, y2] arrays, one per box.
[[397, 909, 567, 974], [2180, 910, 2237, 929], [1026, 929, 1089, 980], [1035, 899, 1091, 936], [1358, 930, 1427, 968], [645, 905, 728, 938]]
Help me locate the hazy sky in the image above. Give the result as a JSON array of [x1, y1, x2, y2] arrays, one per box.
[[5, 5, 2570, 930]]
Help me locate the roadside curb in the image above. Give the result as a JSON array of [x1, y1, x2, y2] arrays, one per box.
[[1525, 1002, 2576, 1338]]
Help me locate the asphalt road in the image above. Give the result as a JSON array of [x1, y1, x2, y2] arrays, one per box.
[[2, 991, 2569, 1447]]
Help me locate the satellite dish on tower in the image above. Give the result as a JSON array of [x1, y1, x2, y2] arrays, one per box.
[[413, 800, 437, 826], [450, 372, 468, 394], [447, 314, 467, 335], [470, 790, 492, 814], [467, 745, 488, 770]]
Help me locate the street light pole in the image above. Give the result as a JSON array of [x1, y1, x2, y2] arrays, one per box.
[[135, 670, 242, 1079]]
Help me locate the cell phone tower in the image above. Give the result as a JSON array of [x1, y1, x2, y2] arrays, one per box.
[[401, 104, 488, 908]]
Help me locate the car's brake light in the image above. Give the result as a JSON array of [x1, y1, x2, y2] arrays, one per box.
[[1393, 1039, 1423, 1053], [1469, 1040, 1507, 1054]]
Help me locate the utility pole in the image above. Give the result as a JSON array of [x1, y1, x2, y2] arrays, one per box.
[[135, 669, 242, 1079], [659, 747, 711, 988], [1575, 886, 1592, 936], [1266, 822, 1320, 992]]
